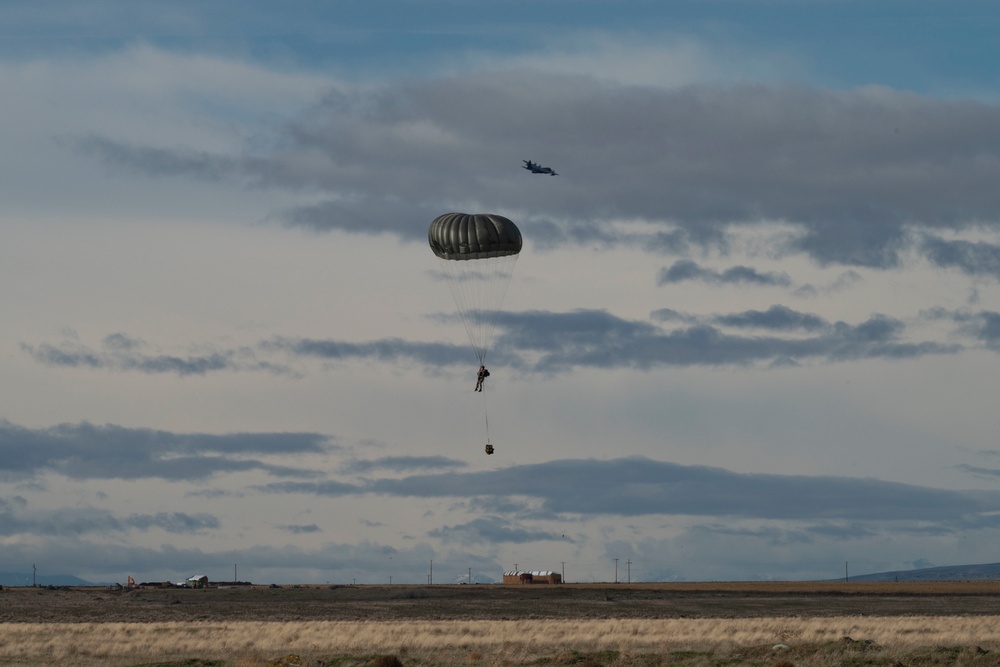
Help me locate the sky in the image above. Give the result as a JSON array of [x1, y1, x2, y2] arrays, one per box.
[[2, 0, 1000, 585]]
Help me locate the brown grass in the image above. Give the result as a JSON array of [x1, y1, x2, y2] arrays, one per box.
[[1, 616, 999, 666]]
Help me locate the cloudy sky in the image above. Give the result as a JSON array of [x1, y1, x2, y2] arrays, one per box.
[[3, 0, 1000, 585]]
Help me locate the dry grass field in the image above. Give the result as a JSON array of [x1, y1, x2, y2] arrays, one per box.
[[2, 582, 1000, 666]]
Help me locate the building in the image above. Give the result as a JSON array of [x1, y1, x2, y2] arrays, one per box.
[[503, 570, 562, 584]]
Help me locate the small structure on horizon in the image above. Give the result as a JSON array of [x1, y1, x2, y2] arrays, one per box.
[[503, 570, 562, 584]]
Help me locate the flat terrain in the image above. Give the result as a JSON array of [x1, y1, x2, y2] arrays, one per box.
[[3, 580, 1000, 623]]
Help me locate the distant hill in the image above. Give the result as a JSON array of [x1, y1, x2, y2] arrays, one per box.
[[841, 562, 1000, 582], [0, 572, 100, 587]]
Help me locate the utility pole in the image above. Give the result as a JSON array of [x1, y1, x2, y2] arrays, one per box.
[[32, 564, 36, 587], [561, 561, 565, 583], [430, 560, 433, 585], [627, 559, 631, 584], [614, 558, 619, 584], [234, 563, 237, 583], [845, 561, 849, 583], [468, 568, 472, 584]]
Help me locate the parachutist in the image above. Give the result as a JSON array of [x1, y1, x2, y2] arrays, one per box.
[[475, 365, 490, 392]]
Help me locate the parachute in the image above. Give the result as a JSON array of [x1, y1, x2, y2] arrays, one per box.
[[430, 213, 522, 456], [428, 213, 522, 365]]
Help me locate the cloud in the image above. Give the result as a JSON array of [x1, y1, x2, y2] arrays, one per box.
[[955, 464, 1000, 481], [21, 333, 293, 376], [648, 308, 692, 324], [341, 456, 468, 474], [922, 308, 1000, 352], [923, 236, 1000, 281], [711, 305, 828, 332], [280, 524, 321, 534], [260, 456, 1000, 528], [25, 304, 964, 379], [0, 495, 27, 511], [964, 312, 1000, 350], [794, 269, 865, 298], [261, 336, 465, 367], [0, 420, 333, 481], [73, 71, 1000, 270], [496, 309, 959, 372], [254, 480, 361, 497], [281, 198, 442, 242], [75, 135, 238, 182], [429, 516, 567, 545], [657, 260, 792, 287], [0, 504, 218, 536], [23, 332, 468, 376]]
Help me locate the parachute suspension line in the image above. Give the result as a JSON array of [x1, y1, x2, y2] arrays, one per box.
[[480, 253, 518, 363], [437, 253, 519, 364], [482, 387, 491, 445]]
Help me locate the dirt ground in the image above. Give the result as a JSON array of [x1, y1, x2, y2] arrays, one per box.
[[3, 581, 1000, 623]]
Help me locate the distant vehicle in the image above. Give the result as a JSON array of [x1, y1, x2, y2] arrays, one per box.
[[522, 159, 558, 175]]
